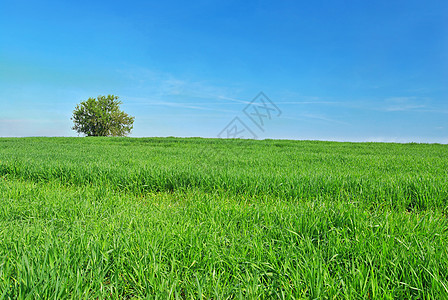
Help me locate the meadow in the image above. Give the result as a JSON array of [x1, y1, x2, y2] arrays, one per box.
[[0, 137, 447, 299]]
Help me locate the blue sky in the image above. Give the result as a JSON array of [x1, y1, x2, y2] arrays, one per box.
[[1, 0, 447, 142]]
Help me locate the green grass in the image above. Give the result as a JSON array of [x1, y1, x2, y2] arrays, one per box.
[[0, 137, 447, 299]]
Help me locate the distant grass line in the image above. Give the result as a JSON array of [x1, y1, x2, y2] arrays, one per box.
[[0, 137, 447, 211]]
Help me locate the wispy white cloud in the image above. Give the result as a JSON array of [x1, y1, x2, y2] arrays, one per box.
[[283, 113, 349, 125], [274, 101, 342, 105], [382, 97, 427, 112], [332, 96, 448, 114], [216, 96, 343, 106], [216, 95, 251, 105], [118, 65, 242, 99], [125, 97, 237, 113], [117, 66, 253, 115]]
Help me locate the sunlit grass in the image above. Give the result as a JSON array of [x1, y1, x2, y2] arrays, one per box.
[[0, 137, 447, 298]]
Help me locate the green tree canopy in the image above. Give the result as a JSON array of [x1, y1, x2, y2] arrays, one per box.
[[71, 95, 135, 137]]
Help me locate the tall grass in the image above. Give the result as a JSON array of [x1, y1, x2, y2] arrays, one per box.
[[0, 137, 447, 298]]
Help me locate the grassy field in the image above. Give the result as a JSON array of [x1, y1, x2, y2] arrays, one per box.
[[0, 137, 447, 299]]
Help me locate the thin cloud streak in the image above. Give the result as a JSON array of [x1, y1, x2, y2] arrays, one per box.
[[283, 113, 349, 125], [125, 96, 237, 113], [274, 101, 342, 105]]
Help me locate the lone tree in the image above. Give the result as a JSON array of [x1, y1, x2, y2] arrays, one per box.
[[71, 95, 135, 136]]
